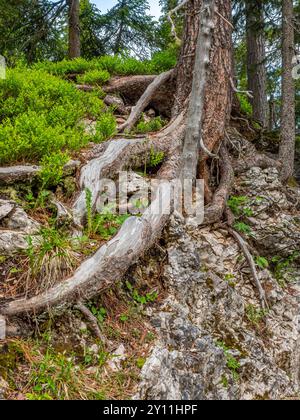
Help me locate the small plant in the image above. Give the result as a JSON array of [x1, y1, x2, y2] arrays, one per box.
[[224, 273, 236, 287], [245, 304, 268, 326], [216, 341, 241, 382], [255, 256, 269, 269], [233, 221, 252, 235], [95, 112, 117, 142], [85, 191, 129, 240], [135, 115, 165, 134], [149, 147, 165, 168], [125, 281, 158, 306], [228, 195, 249, 216], [25, 226, 83, 292], [271, 252, 300, 287], [39, 152, 69, 189]]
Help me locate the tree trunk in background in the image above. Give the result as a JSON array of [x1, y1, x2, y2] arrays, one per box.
[[245, 0, 267, 127], [279, 0, 295, 181], [68, 0, 81, 59]]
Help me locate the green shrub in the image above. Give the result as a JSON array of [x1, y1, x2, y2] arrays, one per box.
[[135, 116, 165, 134], [238, 93, 253, 116], [77, 69, 110, 85], [0, 68, 104, 164], [95, 112, 117, 142], [39, 152, 69, 189]]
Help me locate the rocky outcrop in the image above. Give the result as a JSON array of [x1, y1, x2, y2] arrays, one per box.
[[136, 165, 300, 400], [0, 200, 40, 254]]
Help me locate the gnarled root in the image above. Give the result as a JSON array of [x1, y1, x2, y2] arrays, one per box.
[[227, 227, 269, 310], [118, 70, 174, 133], [203, 143, 234, 225]]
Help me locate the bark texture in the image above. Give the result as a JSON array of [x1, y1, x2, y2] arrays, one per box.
[[245, 0, 267, 127], [68, 0, 81, 59], [279, 0, 296, 182]]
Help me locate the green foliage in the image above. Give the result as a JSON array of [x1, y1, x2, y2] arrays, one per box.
[[254, 256, 269, 270], [224, 273, 236, 287], [77, 69, 110, 85], [0, 68, 104, 164], [95, 112, 117, 142], [34, 54, 176, 79], [233, 221, 252, 236], [149, 148, 165, 168], [228, 195, 252, 216], [135, 115, 165, 134], [245, 304, 268, 326], [237, 93, 253, 116], [90, 306, 107, 324], [85, 190, 129, 239], [216, 341, 241, 382], [271, 252, 300, 287], [39, 152, 69, 189], [125, 280, 158, 306]]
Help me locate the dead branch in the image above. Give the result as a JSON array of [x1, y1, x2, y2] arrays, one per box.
[[230, 78, 253, 99], [168, 0, 190, 43], [118, 69, 174, 133]]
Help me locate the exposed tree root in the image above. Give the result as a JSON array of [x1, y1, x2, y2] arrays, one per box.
[[103, 75, 176, 117], [0, 182, 173, 316], [203, 143, 234, 225], [227, 227, 269, 310], [118, 70, 174, 133], [0, 165, 40, 184], [73, 134, 174, 224], [0, 161, 80, 185]]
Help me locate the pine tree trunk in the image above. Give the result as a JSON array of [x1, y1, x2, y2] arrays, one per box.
[[173, 0, 202, 116], [279, 0, 295, 182], [68, 0, 81, 59], [245, 0, 267, 127]]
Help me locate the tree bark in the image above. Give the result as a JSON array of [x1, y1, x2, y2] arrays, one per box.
[[279, 0, 295, 182], [173, 0, 202, 117], [199, 0, 233, 202], [245, 0, 267, 127], [68, 0, 81, 59]]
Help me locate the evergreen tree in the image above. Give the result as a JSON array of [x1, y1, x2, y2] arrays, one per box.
[[100, 0, 157, 58]]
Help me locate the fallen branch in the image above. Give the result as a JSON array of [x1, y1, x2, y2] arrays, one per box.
[[118, 70, 174, 133], [227, 227, 269, 310]]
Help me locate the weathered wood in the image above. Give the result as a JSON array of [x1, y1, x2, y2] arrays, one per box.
[[0, 182, 172, 316], [73, 136, 172, 224], [118, 70, 174, 133], [0, 161, 80, 185], [103, 75, 176, 117], [181, 0, 215, 182], [0, 165, 40, 184]]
